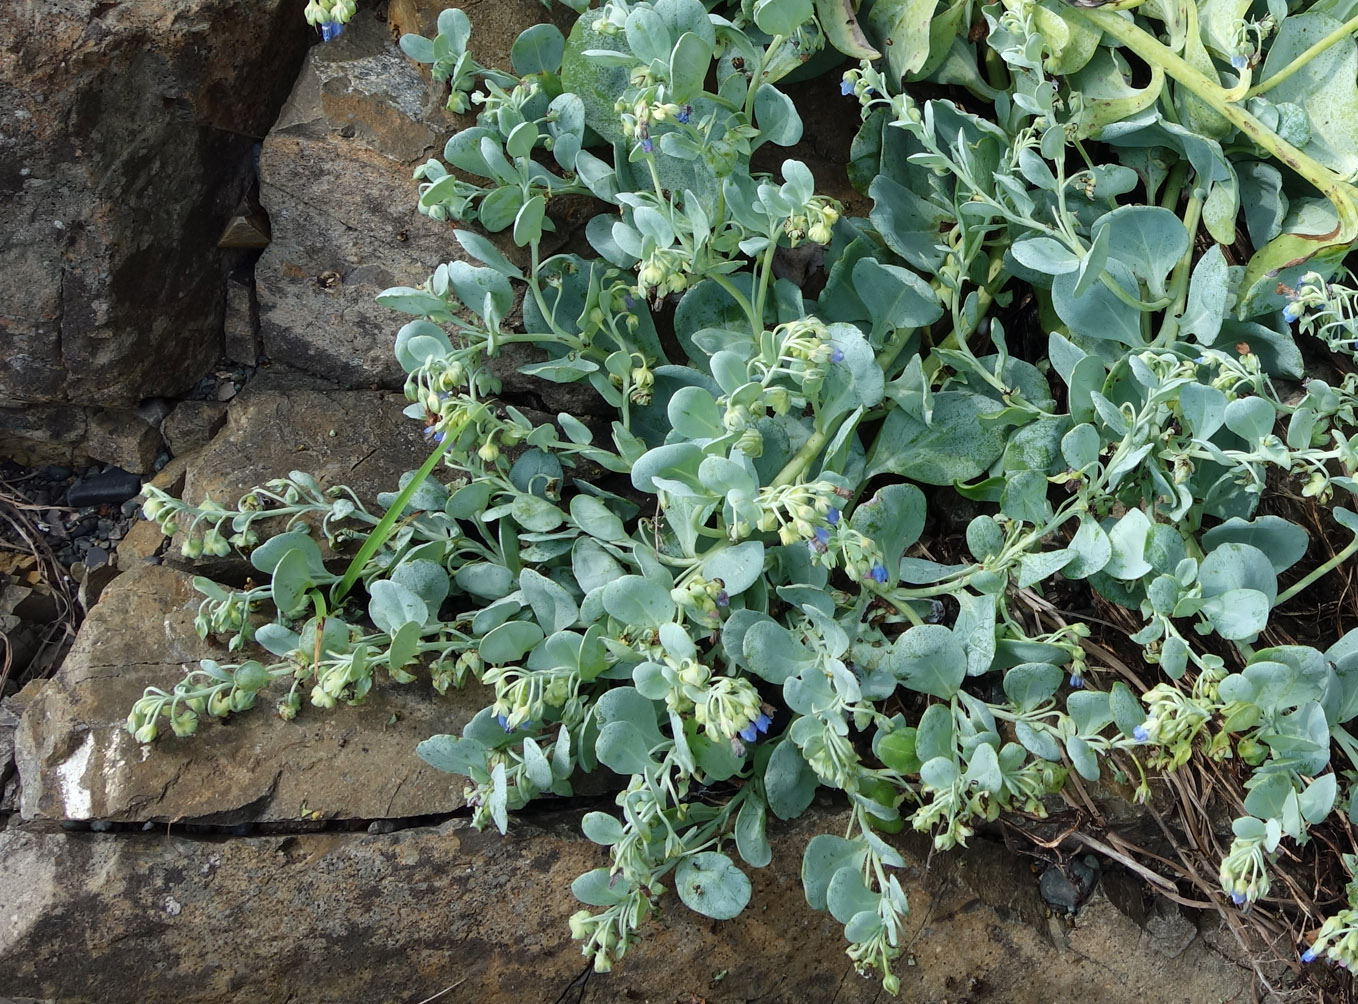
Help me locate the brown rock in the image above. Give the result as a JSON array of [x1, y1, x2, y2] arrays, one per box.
[[222, 270, 261, 366], [161, 401, 228, 457], [14, 562, 482, 824], [0, 1, 309, 429], [159, 369, 431, 578], [255, 13, 457, 388], [85, 408, 163, 474], [0, 809, 1260, 1004]]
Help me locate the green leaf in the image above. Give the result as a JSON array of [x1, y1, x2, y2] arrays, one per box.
[[1064, 517, 1111, 579], [417, 734, 489, 777], [744, 621, 817, 684], [480, 621, 545, 665], [801, 834, 867, 910], [865, 0, 938, 79], [271, 547, 315, 618], [963, 742, 1002, 793], [753, 84, 803, 147], [581, 811, 625, 846], [1012, 237, 1080, 275], [1181, 246, 1228, 345], [867, 391, 1009, 484], [595, 720, 658, 774], [827, 866, 879, 923], [368, 579, 429, 635], [891, 624, 966, 699], [511, 23, 565, 75], [1068, 690, 1113, 735], [1223, 397, 1277, 442], [701, 540, 765, 597], [1066, 735, 1100, 780], [876, 728, 922, 775], [735, 797, 773, 867], [1201, 517, 1308, 575], [603, 575, 676, 627], [754, 0, 814, 36], [572, 867, 630, 906], [1104, 509, 1153, 580], [765, 739, 819, 819], [1090, 207, 1189, 300], [914, 703, 954, 762], [1003, 662, 1062, 712], [1016, 720, 1063, 761], [676, 852, 751, 920], [1179, 383, 1227, 439], [1017, 548, 1074, 588], [1257, 13, 1358, 178], [669, 31, 712, 103], [814, 0, 881, 58]]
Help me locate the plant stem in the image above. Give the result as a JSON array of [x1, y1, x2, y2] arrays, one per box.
[[1246, 15, 1358, 99], [1275, 534, 1358, 606], [1072, 6, 1358, 233]]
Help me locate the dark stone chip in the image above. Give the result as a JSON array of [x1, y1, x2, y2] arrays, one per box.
[[66, 468, 143, 506]]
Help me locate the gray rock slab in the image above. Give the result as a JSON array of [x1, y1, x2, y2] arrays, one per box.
[[255, 13, 459, 389], [156, 373, 433, 579], [0, 809, 1259, 1004], [14, 563, 482, 825], [161, 401, 228, 457], [0, 0, 308, 418]]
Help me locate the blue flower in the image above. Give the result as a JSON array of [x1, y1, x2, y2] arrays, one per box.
[[677, 104, 692, 124], [1132, 723, 1151, 743], [623, 294, 636, 311], [321, 20, 343, 41], [870, 561, 888, 583], [641, 137, 654, 154], [1302, 946, 1320, 963], [1230, 53, 1248, 69], [829, 347, 845, 364], [826, 507, 840, 525], [496, 713, 533, 733], [815, 526, 831, 545], [840, 78, 855, 96], [715, 589, 730, 608], [1230, 891, 1247, 906], [1069, 674, 1084, 689], [1283, 301, 1303, 324], [738, 712, 773, 744]]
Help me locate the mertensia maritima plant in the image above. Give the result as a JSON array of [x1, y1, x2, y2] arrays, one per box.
[[132, 0, 1358, 989]]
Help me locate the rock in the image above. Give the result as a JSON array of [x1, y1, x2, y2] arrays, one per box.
[[255, 13, 457, 389], [14, 562, 482, 825], [113, 518, 167, 565], [160, 368, 432, 578], [66, 468, 143, 507], [84, 409, 162, 474], [0, 405, 88, 468], [161, 401, 228, 457], [0, 0, 310, 451], [222, 270, 261, 366], [0, 809, 1261, 1004]]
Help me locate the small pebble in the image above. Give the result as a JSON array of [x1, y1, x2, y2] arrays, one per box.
[[86, 547, 110, 568], [67, 467, 142, 506]]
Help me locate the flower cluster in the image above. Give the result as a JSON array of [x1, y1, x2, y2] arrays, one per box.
[[636, 245, 691, 299], [1219, 824, 1274, 907], [783, 198, 840, 246], [304, 0, 355, 40], [1130, 681, 1215, 768], [694, 675, 770, 748], [1302, 907, 1358, 969], [484, 664, 581, 733], [670, 575, 729, 624], [1281, 270, 1358, 353]]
